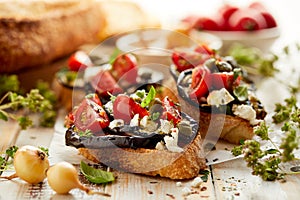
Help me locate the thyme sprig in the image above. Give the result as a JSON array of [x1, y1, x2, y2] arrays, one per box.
[[0, 75, 57, 129], [232, 94, 300, 181]]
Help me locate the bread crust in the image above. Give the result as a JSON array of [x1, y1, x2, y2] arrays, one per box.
[[78, 128, 206, 180], [0, 0, 104, 73]]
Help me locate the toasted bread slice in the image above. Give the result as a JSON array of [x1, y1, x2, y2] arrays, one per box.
[[77, 128, 206, 180], [161, 78, 255, 144]]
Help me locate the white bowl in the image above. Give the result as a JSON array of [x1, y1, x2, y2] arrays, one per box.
[[193, 27, 280, 54], [115, 28, 223, 66]]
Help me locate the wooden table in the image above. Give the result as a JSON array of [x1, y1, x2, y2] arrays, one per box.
[[1, 47, 300, 200], [2, 0, 300, 196]]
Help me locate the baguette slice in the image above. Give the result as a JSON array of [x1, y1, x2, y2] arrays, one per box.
[[0, 0, 104, 73], [161, 78, 255, 144], [77, 128, 206, 180]]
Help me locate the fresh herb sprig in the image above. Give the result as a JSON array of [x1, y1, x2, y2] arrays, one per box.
[[228, 43, 279, 77], [0, 146, 18, 173], [231, 94, 300, 181], [0, 75, 57, 129]]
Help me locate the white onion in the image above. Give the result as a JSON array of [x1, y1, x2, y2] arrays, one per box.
[[3, 145, 50, 184], [47, 161, 110, 197]]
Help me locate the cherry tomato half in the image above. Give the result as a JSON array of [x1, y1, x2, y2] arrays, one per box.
[[85, 93, 102, 106], [210, 72, 241, 91], [189, 66, 211, 101], [111, 54, 138, 84], [172, 47, 213, 72], [68, 51, 93, 71], [90, 70, 123, 97], [113, 94, 149, 123], [161, 96, 182, 126], [73, 98, 110, 133]]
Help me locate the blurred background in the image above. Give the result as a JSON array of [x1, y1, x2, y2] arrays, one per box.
[[128, 0, 299, 50]]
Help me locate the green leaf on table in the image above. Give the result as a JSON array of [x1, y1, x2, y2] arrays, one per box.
[[80, 161, 115, 184], [199, 169, 210, 182]]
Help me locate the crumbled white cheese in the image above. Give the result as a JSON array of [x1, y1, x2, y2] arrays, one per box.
[[191, 177, 203, 188], [164, 128, 183, 153], [207, 88, 235, 107], [109, 119, 124, 129], [130, 114, 139, 127], [182, 187, 192, 196], [140, 115, 149, 128], [104, 101, 113, 114], [155, 141, 166, 150], [140, 115, 158, 133], [130, 90, 146, 102], [176, 182, 183, 187], [232, 104, 260, 125], [159, 119, 174, 134]]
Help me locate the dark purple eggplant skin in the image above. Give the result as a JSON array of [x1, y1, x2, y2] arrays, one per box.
[[65, 112, 199, 150]]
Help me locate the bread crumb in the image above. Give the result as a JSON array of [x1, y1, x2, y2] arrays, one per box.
[[176, 181, 182, 187], [191, 177, 203, 188]]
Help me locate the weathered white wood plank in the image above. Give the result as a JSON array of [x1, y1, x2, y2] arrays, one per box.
[[211, 158, 300, 200], [0, 120, 20, 151]]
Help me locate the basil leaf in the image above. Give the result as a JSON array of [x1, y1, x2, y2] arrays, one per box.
[[108, 48, 121, 65], [80, 161, 115, 184], [233, 86, 248, 102], [141, 86, 156, 108]]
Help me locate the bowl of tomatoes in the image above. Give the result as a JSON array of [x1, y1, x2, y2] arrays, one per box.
[[184, 2, 280, 54], [115, 28, 222, 66]]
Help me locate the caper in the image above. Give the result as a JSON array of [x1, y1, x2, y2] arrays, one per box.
[[204, 58, 218, 72], [216, 61, 233, 72]]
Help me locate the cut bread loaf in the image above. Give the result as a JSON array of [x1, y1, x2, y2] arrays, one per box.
[[77, 127, 206, 180], [0, 0, 104, 73]]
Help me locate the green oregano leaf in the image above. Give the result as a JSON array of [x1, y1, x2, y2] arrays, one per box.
[[80, 161, 115, 184]]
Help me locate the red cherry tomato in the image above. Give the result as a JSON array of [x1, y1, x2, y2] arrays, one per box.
[[68, 51, 93, 71], [194, 44, 215, 56], [161, 97, 181, 126], [90, 70, 123, 97], [218, 4, 239, 30], [172, 47, 212, 72], [73, 98, 110, 133], [260, 12, 277, 28], [111, 54, 138, 84], [113, 94, 148, 123], [193, 16, 222, 31], [228, 8, 267, 31], [210, 72, 241, 91], [189, 66, 211, 101], [85, 93, 102, 106], [249, 2, 277, 28]]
